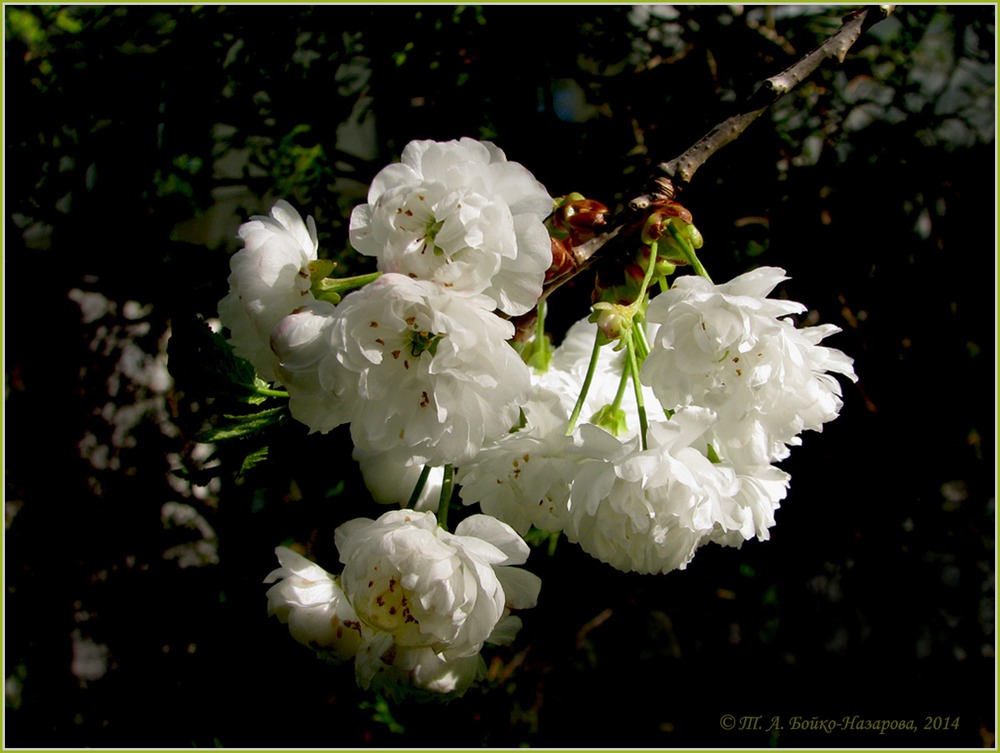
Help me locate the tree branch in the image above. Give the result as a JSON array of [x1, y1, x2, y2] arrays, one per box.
[[631, 4, 896, 209], [515, 4, 895, 340]]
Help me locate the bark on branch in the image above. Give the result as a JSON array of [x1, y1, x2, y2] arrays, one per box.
[[632, 4, 896, 209], [517, 4, 895, 339]]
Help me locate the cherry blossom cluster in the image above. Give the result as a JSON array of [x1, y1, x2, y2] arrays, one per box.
[[459, 268, 856, 574], [264, 511, 539, 698], [219, 139, 552, 466], [218, 138, 856, 698]]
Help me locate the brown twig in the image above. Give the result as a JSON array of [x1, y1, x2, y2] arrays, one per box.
[[515, 5, 894, 340], [632, 4, 896, 209]]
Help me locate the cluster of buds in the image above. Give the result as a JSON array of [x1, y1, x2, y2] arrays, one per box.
[[586, 198, 708, 351], [545, 193, 610, 283], [589, 199, 706, 343]]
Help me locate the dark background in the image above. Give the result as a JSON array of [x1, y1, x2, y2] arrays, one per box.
[[4, 4, 995, 748]]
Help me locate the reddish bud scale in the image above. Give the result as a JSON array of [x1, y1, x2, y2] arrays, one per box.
[[650, 199, 694, 223], [545, 236, 576, 283], [625, 260, 647, 284], [552, 197, 610, 247], [629, 199, 696, 245]]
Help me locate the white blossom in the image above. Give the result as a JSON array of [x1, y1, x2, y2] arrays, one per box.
[[457, 316, 660, 537], [354, 632, 487, 699], [268, 510, 540, 697], [642, 267, 857, 465], [349, 138, 553, 316], [218, 201, 320, 383], [335, 510, 541, 661], [457, 384, 577, 535], [707, 463, 790, 547], [564, 410, 745, 575], [325, 274, 531, 467], [269, 301, 351, 434], [263, 547, 368, 661]]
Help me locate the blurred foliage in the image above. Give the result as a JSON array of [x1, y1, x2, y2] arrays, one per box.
[[4, 4, 995, 748]]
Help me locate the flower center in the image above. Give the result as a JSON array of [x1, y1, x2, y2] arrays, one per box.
[[365, 575, 416, 632], [357, 574, 428, 646], [408, 329, 444, 358], [404, 316, 445, 358], [420, 217, 447, 257]]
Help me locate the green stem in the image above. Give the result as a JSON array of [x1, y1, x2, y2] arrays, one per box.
[[437, 464, 454, 530], [327, 270, 383, 294], [405, 465, 432, 509], [627, 240, 658, 369], [313, 271, 383, 303], [525, 299, 553, 372], [667, 223, 712, 282], [566, 327, 604, 435], [535, 298, 547, 341], [626, 329, 649, 451], [254, 387, 290, 398], [637, 240, 660, 300], [608, 354, 631, 417], [633, 319, 651, 363]]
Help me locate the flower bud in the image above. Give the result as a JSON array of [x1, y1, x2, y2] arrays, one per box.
[[551, 194, 610, 246], [685, 223, 704, 249], [589, 302, 631, 343], [638, 200, 702, 265], [545, 236, 575, 283]]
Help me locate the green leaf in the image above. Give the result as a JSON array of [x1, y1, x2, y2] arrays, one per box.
[[197, 406, 289, 443], [167, 315, 271, 405], [238, 446, 270, 477]]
